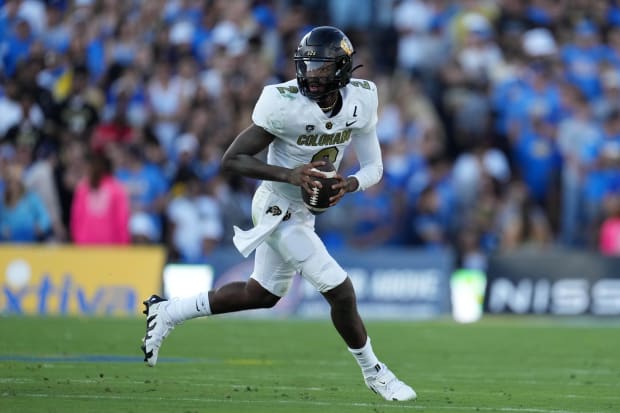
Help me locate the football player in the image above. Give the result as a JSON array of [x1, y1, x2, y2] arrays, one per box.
[[142, 26, 416, 402]]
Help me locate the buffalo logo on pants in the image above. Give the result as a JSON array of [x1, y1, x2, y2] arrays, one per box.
[[266, 206, 282, 216], [266, 205, 291, 221]]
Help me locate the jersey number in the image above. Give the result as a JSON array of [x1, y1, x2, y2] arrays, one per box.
[[311, 146, 339, 163], [276, 86, 299, 94]]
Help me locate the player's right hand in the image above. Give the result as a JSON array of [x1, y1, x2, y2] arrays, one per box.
[[288, 161, 326, 195]]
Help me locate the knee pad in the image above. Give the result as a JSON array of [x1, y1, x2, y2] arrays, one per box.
[[274, 225, 315, 263], [272, 224, 347, 292]]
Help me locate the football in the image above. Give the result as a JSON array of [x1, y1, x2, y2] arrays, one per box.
[[301, 160, 340, 215]]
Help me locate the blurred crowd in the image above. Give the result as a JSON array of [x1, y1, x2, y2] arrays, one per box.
[[2, 0, 620, 267]]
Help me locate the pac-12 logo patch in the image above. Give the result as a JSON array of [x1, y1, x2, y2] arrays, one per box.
[[306, 125, 315, 132]]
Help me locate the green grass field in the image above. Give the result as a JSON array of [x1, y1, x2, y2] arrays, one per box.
[[0, 315, 618, 413]]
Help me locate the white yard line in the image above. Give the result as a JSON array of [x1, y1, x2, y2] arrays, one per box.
[[3, 392, 595, 413], [3, 377, 619, 394]]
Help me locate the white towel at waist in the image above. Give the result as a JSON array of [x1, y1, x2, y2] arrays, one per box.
[[232, 194, 290, 258]]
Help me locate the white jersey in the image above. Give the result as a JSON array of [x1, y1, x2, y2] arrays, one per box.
[[252, 78, 383, 202]]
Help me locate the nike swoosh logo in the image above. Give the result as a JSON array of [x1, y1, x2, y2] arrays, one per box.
[[346, 120, 357, 127]]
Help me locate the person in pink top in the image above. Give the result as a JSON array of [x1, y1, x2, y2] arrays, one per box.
[[599, 193, 620, 255], [71, 151, 130, 244]]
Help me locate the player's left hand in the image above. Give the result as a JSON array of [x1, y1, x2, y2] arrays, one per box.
[[328, 174, 349, 206]]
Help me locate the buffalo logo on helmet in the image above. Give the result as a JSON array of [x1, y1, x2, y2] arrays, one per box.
[[340, 38, 353, 56]]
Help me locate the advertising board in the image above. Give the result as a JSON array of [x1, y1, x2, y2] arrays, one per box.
[[0, 246, 165, 316], [209, 247, 452, 319], [484, 248, 620, 315]]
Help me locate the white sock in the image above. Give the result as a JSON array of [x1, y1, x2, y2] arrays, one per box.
[[165, 291, 212, 323], [348, 337, 381, 378]]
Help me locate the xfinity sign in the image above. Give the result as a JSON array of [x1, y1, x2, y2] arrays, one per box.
[[487, 278, 620, 315]]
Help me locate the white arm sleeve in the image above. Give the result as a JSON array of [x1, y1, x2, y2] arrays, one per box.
[[349, 129, 383, 191]]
